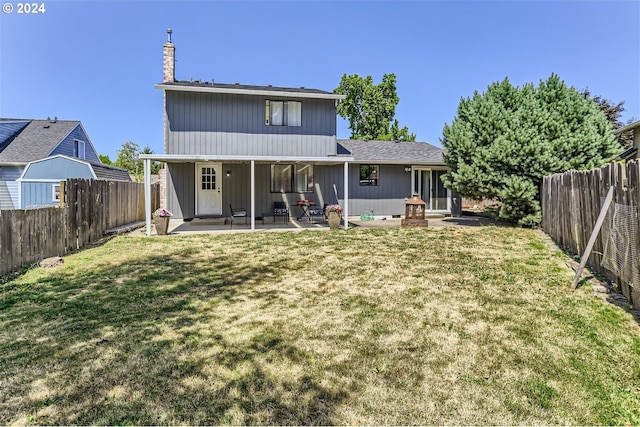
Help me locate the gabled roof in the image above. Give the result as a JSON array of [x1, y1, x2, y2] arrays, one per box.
[[156, 80, 345, 100], [0, 119, 80, 163], [337, 139, 445, 165], [614, 119, 640, 134], [90, 162, 132, 181]]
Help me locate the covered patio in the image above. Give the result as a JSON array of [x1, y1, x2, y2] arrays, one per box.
[[141, 154, 353, 236]]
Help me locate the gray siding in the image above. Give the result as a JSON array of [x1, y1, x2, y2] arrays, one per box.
[[21, 157, 94, 179], [49, 125, 100, 163], [21, 181, 58, 208], [166, 91, 337, 157], [0, 180, 17, 209], [167, 163, 195, 219], [166, 162, 451, 219], [0, 166, 23, 209]]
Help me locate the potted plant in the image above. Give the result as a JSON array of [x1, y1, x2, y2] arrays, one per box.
[[153, 208, 173, 235], [325, 204, 343, 230]]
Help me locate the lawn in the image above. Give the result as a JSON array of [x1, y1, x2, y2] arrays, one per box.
[[1, 226, 639, 425]]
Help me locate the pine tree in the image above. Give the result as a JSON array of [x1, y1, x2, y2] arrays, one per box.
[[442, 74, 621, 226]]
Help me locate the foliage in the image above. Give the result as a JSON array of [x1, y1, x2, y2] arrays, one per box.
[[325, 204, 343, 213], [334, 73, 415, 141], [442, 74, 621, 226], [153, 208, 172, 217], [581, 89, 635, 149], [114, 141, 162, 181], [98, 154, 112, 165]]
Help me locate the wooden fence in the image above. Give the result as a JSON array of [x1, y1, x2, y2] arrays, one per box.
[[0, 179, 159, 276], [541, 160, 640, 309]]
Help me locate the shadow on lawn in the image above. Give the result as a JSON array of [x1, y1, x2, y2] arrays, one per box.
[[0, 248, 348, 425]]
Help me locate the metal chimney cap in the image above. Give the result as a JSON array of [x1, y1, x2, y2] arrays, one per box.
[[167, 28, 173, 42]]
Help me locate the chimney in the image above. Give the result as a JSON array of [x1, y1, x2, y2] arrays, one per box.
[[163, 28, 175, 82]]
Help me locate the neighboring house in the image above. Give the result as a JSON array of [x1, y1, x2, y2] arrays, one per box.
[[614, 119, 640, 159], [0, 118, 129, 209], [143, 31, 452, 230]]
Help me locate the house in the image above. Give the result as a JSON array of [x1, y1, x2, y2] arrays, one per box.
[[0, 118, 130, 209], [614, 119, 640, 159], [142, 31, 452, 233]]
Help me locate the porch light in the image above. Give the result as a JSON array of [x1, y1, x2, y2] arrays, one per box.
[[401, 193, 428, 227], [404, 166, 411, 173], [226, 171, 231, 177]]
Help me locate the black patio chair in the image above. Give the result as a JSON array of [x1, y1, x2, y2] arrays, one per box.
[[229, 204, 247, 228], [273, 201, 290, 223]]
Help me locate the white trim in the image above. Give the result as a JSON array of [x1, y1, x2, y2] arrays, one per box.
[[144, 159, 151, 236], [17, 178, 61, 183], [17, 154, 97, 180], [343, 162, 349, 228], [251, 160, 255, 230], [195, 162, 222, 215], [140, 153, 354, 163], [155, 83, 346, 100], [52, 183, 61, 202], [614, 120, 640, 134]]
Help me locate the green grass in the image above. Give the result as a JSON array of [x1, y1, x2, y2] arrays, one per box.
[[1, 226, 640, 425]]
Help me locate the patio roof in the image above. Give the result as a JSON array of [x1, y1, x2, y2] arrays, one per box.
[[139, 153, 354, 164]]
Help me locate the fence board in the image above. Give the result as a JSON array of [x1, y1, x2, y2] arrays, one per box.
[[542, 160, 640, 310], [0, 179, 160, 277]]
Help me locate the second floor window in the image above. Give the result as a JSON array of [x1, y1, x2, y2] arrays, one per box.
[[265, 100, 301, 127], [74, 139, 85, 159]]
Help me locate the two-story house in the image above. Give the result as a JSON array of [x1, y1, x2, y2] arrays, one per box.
[[142, 31, 452, 233]]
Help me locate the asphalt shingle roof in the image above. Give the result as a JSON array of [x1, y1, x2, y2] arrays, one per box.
[[337, 139, 445, 164], [90, 162, 132, 181], [0, 119, 80, 163], [160, 80, 336, 96]]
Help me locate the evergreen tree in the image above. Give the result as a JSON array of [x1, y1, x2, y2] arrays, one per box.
[[442, 74, 621, 226]]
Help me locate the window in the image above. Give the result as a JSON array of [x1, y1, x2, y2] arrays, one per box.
[[201, 166, 217, 190], [271, 164, 314, 193], [52, 184, 60, 202], [359, 165, 379, 186], [294, 164, 313, 192], [74, 139, 85, 159], [271, 164, 292, 193], [265, 100, 301, 126]]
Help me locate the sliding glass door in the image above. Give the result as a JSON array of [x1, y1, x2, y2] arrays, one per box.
[[412, 168, 449, 211]]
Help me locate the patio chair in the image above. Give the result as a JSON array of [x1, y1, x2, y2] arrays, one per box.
[[309, 204, 326, 223], [273, 201, 290, 223], [229, 204, 247, 228]]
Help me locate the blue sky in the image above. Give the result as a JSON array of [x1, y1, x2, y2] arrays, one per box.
[[1, 0, 638, 160]]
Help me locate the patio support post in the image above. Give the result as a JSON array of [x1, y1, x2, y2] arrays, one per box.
[[343, 161, 349, 229], [250, 160, 255, 230], [144, 158, 151, 236]]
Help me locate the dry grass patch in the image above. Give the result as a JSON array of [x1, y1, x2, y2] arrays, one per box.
[[1, 226, 639, 425]]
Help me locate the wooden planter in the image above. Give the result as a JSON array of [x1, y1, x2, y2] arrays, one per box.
[[154, 216, 170, 235], [328, 211, 341, 230]]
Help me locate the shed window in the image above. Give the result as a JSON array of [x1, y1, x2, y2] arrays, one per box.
[[52, 184, 60, 202], [359, 165, 379, 186]]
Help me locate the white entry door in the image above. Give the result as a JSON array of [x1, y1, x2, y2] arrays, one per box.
[[196, 162, 222, 215]]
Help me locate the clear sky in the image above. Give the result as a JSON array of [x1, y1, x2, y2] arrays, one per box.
[[1, 0, 638, 160]]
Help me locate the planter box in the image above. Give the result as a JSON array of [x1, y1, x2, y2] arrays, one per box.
[[154, 216, 170, 235]]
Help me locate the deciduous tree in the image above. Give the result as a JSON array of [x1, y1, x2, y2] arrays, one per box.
[[334, 73, 415, 141]]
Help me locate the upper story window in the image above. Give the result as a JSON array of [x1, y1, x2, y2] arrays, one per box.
[[265, 100, 301, 127], [74, 139, 85, 159]]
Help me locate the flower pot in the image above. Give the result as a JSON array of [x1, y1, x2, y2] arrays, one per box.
[[154, 216, 170, 235], [328, 211, 341, 230]]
